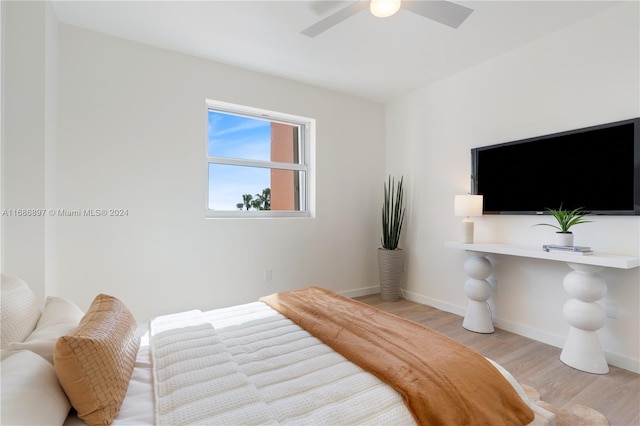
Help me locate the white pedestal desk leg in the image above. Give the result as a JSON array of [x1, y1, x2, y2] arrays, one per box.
[[462, 251, 495, 333], [560, 263, 609, 374]]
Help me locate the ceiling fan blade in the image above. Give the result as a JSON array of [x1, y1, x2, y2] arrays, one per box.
[[301, 1, 369, 38], [402, 0, 473, 29]]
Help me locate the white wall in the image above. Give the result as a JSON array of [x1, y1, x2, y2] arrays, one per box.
[[1, 1, 58, 304], [51, 25, 385, 321], [387, 3, 640, 372]]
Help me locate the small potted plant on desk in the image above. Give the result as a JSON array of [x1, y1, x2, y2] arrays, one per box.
[[534, 205, 591, 246]]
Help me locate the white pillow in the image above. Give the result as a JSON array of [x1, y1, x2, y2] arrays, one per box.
[[11, 297, 85, 363], [1, 349, 71, 425], [1, 273, 41, 350]]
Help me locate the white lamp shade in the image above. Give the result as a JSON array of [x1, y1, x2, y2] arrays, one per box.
[[454, 195, 483, 217], [370, 0, 401, 17]]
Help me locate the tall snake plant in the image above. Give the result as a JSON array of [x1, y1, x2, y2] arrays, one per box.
[[381, 176, 405, 250]]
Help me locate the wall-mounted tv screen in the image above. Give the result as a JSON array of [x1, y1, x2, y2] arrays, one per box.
[[471, 118, 640, 215]]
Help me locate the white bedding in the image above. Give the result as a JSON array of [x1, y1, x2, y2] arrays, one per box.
[[64, 302, 554, 425]]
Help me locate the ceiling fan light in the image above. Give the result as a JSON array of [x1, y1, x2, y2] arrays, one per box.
[[370, 0, 401, 18]]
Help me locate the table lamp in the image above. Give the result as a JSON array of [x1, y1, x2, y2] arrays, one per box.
[[454, 195, 483, 243]]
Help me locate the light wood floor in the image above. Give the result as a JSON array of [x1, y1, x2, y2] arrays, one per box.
[[356, 294, 640, 426]]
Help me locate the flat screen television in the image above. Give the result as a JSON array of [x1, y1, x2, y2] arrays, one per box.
[[471, 117, 640, 215]]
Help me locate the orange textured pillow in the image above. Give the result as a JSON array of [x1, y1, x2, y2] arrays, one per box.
[[54, 294, 140, 426]]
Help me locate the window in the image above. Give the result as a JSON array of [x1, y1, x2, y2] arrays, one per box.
[[206, 99, 315, 218]]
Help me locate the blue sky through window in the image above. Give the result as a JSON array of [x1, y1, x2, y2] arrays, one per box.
[[208, 111, 271, 210], [208, 111, 270, 159]]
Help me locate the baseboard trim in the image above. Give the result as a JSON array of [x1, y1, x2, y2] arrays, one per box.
[[341, 286, 380, 298], [401, 289, 466, 317], [603, 352, 640, 374]]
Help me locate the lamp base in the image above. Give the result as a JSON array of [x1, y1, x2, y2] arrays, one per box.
[[461, 218, 474, 244]]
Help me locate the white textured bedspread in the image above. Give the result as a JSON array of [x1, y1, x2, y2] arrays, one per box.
[[149, 303, 415, 425], [62, 301, 552, 425]]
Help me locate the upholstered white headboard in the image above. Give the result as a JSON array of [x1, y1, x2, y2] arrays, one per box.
[[1, 273, 79, 425], [1, 273, 41, 350]]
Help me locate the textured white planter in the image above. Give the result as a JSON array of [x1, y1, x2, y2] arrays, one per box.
[[377, 248, 403, 301], [556, 232, 574, 246]]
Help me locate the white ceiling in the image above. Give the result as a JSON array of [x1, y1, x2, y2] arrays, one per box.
[[51, 1, 623, 103]]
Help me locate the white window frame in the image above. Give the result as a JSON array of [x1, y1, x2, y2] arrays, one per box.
[[206, 99, 315, 218]]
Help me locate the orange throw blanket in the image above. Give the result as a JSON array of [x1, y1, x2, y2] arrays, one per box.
[[260, 286, 534, 426]]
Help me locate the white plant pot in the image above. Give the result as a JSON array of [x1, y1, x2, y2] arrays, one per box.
[[556, 232, 574, 246], [377, 248, 403, 302]]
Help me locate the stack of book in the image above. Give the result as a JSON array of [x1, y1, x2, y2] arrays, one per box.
[[542, 245, 593, 255]]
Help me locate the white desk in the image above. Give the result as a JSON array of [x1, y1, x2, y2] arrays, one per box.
[[445, 241, 640, 374]]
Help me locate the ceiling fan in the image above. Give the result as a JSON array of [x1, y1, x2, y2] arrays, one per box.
[[301, 0, 474, 38]]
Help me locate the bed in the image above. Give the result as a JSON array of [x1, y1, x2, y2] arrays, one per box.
[[1, 273, 555, 425]]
